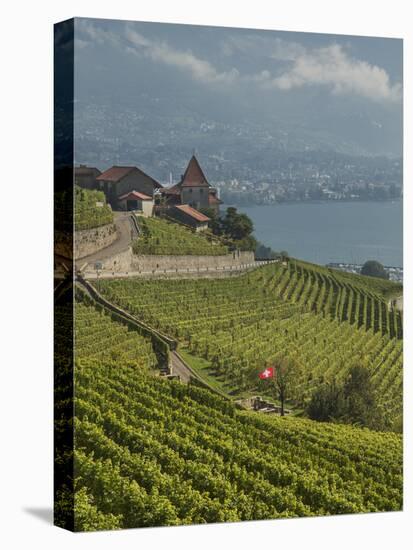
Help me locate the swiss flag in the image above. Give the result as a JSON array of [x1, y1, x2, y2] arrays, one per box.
[[259, 367, 274, 380]]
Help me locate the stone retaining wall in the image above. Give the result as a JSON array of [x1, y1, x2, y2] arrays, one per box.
[[130, 251, 254, 272], [56, 223, 118, 260], [81, 249, 256, 276], [86, 248, 133, 272], [74, 223, 117, 259]]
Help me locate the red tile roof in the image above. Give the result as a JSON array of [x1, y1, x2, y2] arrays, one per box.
[[97, 165, 163, 188], [180, 155, 210, 188], [118, 190, 153, 201], [97, 166, 136, 182], [175, 204, 210, 223]]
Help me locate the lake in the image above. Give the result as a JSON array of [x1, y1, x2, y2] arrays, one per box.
[[238, 200, 403, 267]]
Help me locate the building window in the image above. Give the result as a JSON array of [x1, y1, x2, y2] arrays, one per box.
[[200, 188, 204, 194], [189, 188, 193, 193]]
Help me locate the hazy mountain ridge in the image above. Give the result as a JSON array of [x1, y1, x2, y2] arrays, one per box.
[[73, 20, 402, 181], [74, 93, 402, 184]]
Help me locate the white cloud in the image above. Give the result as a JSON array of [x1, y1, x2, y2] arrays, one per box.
[[76, 22, 401, 103], [125, 27, 239, 85], [220, 36, 401, 102], [265, 44, 402, 102]]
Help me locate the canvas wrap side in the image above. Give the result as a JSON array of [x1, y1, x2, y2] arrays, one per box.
[[54, 18, 75, 532]]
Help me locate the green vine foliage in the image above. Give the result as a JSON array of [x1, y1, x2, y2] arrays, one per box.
[[74, 186, 114, 231], [97, 261, 402, 425], [132, 216, 228, 256], [54, 260, 403, 531], [70, 358, 402, 530]]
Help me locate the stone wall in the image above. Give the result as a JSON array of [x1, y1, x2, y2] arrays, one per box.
[[130, 250, 255, 271], [86, 248, 133, 272], [74, 223, 117, 259], [82, 248, 255, 275]]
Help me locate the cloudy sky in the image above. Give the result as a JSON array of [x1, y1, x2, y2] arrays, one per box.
[[72, 18, 403, 156]]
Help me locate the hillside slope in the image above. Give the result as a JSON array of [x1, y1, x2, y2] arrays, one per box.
[[133, 216, 228, 256], [73, 361, 402, 531], [55, 297, 402, 531], [97, 260, 403, 428]]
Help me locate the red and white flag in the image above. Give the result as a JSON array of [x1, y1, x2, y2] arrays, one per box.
[[259, 367, 274, 380]]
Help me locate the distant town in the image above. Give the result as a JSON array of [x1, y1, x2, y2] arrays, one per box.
[[74, 100, 402, 207], [214, 153, 402, 205]]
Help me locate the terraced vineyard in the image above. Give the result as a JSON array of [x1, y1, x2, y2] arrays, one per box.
[[74, 186, 114, 231], [74, 301, 158, 369], [55, 295, 163, 374], [54, 296, 402, 530], [72, 362, 402, 530], [97, 260, 403, 427], [132, 216, 228, 256]]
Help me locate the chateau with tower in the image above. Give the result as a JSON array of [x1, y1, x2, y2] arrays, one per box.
[[74, 154, 221, 227], [159, 155, 221, 213]]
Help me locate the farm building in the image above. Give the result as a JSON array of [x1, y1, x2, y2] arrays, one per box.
[[96, 165, 163, 208], [168, 204, 210, 231], [159, 155, 222, 213], [118, 190, 154, 216], [74, 165, 101, 189]]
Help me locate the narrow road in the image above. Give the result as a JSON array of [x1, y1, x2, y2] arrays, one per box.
[[170, 351, 193, 383], [77, 212, 133, 265]]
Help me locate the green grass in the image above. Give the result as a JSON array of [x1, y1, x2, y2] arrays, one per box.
[[179, 348, 244, 398], [179, 347, 300, 413], [132, 216, 228, 256]]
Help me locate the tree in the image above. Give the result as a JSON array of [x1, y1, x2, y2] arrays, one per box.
[[342, 365, 377, 426], [236, 235, 257, 252], [361, 260, 389, 280], [203, 207, 257, 251], [307, 380, 346, 422], [221, 207, 254, 241], [268, 356, 300, 416], [306, 365, 385, 430], [199, 207, 222, 234], [255, 241, 278, 260]]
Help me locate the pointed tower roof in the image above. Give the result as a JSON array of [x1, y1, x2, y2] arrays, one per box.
[[180, 155, 210, 187]]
